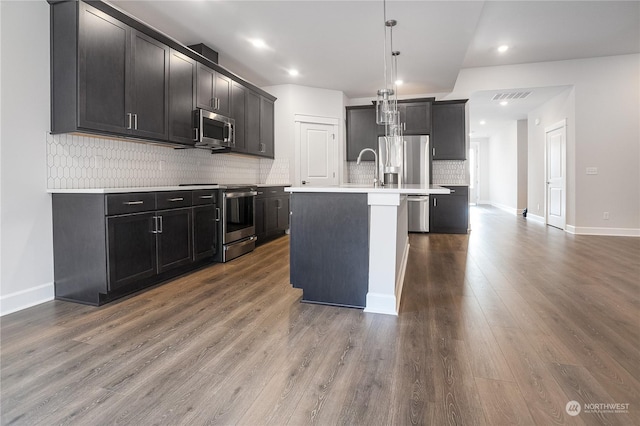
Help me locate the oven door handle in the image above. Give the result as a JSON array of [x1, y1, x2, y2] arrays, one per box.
[[224, 191, 258, 199]]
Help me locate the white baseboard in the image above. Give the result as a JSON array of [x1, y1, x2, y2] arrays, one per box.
[[566, 226, 640, 237], [478, 199, 492, 205], [491, 202, 518, 215], [527, 213, 546, 224], [364, 293, 398, 316], [0, 282, 55, 316]]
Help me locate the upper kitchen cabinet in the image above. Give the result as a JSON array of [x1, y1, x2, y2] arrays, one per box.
[[245, 91, 275, 158], [52, 1, 169, 140], [231, 82, 247, 153], [196, 64, 231, 116], [432, 100, 468, 160], [168, 49, 197, 145], [398, 101, 431, 135], [346, 105, 381, 161]]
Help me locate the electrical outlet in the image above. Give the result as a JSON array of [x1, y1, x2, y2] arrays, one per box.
[[603, 212, 610, 220], [586, 167, 598, 175]]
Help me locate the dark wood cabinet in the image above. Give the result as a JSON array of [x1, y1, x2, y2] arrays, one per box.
[[56, 2, 169, 140], [77, 2, 130, 134], [346, 105, 380, 161], [244, 91, 275, 158], [106, 212, 157, 291], [399, 102, 431, 135], [196, 64, 231, 116], [255, 186, 289, 244], [156, 207, 193, 273], [168, 49, 196, 145], [231, 82, 247, 153], [432, 101, 467, 160], [52, 189, 221, 306], [430, 186, 469, 234]]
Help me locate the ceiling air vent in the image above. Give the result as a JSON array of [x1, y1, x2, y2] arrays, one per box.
[[492, 91, 531, 101]]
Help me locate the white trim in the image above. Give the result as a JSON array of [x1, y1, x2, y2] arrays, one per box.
[[395, 239, 410, 314], [364, 293, 398, 316], [566, 226, 639, 237], [527, 213, 546, 224], [478, 199, 492, 205], [0, 282, 54, 316], [491, 202, 519, 215], [294, 114, 342, 187]]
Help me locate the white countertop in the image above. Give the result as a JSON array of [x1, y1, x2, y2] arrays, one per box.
[[285, 184, 450, 195], [47, 183, 291, 194]]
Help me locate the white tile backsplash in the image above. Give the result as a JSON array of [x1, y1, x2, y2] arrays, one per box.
[[347, 161, 376, 184], [46, 133, 289, 189], [432, 160, 467, 185]]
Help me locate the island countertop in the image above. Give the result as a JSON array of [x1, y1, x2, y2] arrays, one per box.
[[285, 183, 450, 195]]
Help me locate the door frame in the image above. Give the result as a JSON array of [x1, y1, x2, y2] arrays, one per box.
[[469, 141, 480, 205], [294, 114, 342, 186], [544, 118, 567, 229]]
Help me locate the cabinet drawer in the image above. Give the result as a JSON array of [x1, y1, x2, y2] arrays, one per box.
[[106, 193, 156, 215], [156, 191, 192, 210], [192, 190, 218, 206], [257, 186, 286, 198]]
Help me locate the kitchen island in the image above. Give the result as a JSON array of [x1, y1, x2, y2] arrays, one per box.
[[285, 184, 450, 315]]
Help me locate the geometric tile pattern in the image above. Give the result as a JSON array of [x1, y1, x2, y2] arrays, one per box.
[[46, 133, 289, 189], [346, 161, 376, 184], [432, 160, 467, 185]]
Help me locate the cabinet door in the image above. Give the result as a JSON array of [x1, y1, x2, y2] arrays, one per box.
[[246, 91, 261, 155], [129, 30, 169, 140], [432, 103, 467, 160], [259, 97, 275, 158], [157, 208, 193, 273], [276, 195, 290, 231], [193, 205, 217, 261], [215, 74, 232, 116], [400, 102, 431, 135], [265, 198, 279, 232], [254, 196, 266, 241], [168, 49, 196, 145], [430, 187, 469, 234], [346, 106, 380, 161], [107, 212, 157, 291], [231, 82, 247, 152], [78, 2, 130, 134], [196, 64, 215, 110]]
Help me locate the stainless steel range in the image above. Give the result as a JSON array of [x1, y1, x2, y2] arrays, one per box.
[[218, 185, 257, 262]]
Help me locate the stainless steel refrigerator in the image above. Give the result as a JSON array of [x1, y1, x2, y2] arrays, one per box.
[[403, 135, 430, 232]]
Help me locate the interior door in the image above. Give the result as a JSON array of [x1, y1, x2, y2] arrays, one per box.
[[300, 122, 339, 186], [546, 120, 566, 229]]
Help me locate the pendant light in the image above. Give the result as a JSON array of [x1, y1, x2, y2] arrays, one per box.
[[375, 1, 397, 126]]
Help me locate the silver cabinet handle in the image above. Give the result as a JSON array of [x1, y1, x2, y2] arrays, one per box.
[[225, 191, 258, 199], [167, 197, 184, 202], [432, 147, 436, 157], [403, 122, 406, 131], [433, 198, 437, 207], [134, 113, 138, 130], [215, 207, 220, 222], [277, 199, 281, 209], [199, 195, 214, 199], [152, 216, 159, 234], [450, 189, 456, 193], [158, 215, 163, 233], [124, 200, 144, 205], [127, 113, 133, 130]]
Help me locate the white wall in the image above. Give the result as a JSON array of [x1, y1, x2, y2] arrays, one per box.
[[488, 122, 518, 212], [471, 137, 491, 204], [0, 1, 55, 315], [449, 54, 639, 233], [262, 84, 347, 185], [527, 88, 574, 220], [517, 119, 528, 211]]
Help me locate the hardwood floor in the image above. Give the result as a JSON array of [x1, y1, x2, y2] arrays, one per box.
[[1, 206, 638, 425]]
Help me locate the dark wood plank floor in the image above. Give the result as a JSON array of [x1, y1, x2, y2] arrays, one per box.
[[1, 206, 639, 425]]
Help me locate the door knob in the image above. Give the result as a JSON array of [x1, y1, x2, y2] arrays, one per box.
[[302, 180, 307, 185]]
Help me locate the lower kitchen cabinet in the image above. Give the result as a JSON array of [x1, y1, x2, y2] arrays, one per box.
[[52, 189, 216, 305], [255, 186, 290, 244], [430, 186, 469, 234]]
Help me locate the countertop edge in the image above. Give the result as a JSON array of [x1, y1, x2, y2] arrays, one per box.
[[284, 185, 451, 195]]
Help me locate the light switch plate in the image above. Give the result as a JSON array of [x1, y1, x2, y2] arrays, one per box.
[[586, 167, 598, 175]]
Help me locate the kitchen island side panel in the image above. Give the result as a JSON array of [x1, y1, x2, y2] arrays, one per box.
[[290, 193, 369, 308]]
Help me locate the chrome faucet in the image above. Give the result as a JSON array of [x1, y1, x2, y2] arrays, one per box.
[[356, 148, 380, 187]]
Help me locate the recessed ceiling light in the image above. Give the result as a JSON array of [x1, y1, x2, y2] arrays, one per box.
[[395, 79, 403, 86], [497, 45, 509, 53], [500, 101, 508, 106], [480, 120, 486, 125], [250, 38, 267, 49], [288, 69, 299, 77]]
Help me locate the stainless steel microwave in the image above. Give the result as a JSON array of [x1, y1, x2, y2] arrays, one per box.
[[194, 108, 235, 150]]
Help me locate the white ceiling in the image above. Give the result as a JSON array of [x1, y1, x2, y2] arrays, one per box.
[[109, 0, 639, 135]]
